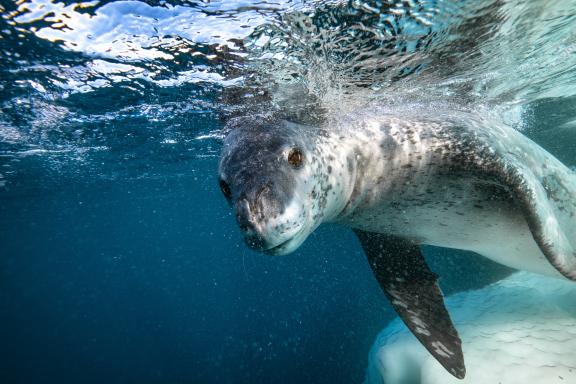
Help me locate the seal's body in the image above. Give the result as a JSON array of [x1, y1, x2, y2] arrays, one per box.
[[218, 108, 576, 379], [328, 112, 566, 278]]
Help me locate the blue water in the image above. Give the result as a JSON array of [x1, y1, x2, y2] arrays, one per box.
[[0, 170, 385, 383], [1, 1, 575, 383]]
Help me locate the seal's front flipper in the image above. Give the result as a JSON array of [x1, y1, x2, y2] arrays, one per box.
[[354, 230, 466, 379]]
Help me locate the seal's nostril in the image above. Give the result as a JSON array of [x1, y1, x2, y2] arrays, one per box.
[[236, 198, 255, 232], [258, 183, 271, 195], [253, 182, 274, 212], [236, 198, 268, 250]]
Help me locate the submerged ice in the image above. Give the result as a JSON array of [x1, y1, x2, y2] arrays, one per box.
[[365, 272, 576, 384]]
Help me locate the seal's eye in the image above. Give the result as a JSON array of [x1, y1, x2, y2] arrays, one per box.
[[287, 148, 303, 168], [219, 179, 232, 200]]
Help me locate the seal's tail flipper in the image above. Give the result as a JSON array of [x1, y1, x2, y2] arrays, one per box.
[[496, 158, 576, 281], [354, 230, 466, 380]]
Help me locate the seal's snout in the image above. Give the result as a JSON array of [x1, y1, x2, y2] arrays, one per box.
[[235, 192, 270, 249], [235, 183, 274, 225], [235, 197, 259, 233], [234, 182, 291, 252]]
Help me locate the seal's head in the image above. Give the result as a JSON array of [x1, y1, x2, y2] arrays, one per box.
[[218, 116, 334, 255]]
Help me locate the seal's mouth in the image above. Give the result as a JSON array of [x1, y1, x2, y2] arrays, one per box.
[[262, 226, 307, 256], [263, 237, 294, 255], [242, 208, 310, 256], [243, 233, 297, 255]]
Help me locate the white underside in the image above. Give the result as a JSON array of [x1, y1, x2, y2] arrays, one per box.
[[412, 201, 564, 278], [349, 182, 565, 278], [365, 272, 576, 384]]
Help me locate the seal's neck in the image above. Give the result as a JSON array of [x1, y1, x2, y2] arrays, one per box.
[[311, 130, 360, 223], [324, 115, 440, 222]]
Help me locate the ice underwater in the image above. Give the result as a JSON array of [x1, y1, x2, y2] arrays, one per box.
[[365, 272, 576, 384]]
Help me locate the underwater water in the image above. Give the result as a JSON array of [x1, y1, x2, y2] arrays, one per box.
[[1, 0, 576, 383]]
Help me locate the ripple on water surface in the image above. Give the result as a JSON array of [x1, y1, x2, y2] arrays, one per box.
[[0, 0, 576, 188]]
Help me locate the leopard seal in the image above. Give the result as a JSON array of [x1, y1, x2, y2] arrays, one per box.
[[217, 107, 576, 379]]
